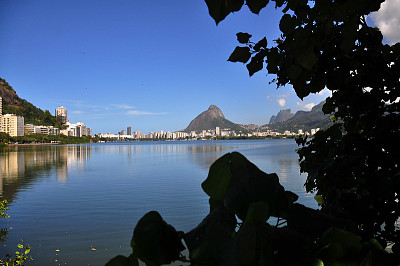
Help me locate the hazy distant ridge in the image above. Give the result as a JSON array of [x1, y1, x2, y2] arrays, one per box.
[[265, 101, 332, 132]]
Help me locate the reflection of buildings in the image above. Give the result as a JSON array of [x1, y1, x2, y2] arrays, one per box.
[[0, 145, 92, 199]]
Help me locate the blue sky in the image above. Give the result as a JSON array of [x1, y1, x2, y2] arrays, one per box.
[[1, 1, 398, 134]]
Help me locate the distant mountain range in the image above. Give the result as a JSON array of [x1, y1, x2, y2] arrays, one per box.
[[184, 105, 247, 133], [264, 101, 332, 133], [184, 101, 332, 134]]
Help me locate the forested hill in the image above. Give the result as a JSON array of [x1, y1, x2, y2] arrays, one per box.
[[0, 77, 60, 127]]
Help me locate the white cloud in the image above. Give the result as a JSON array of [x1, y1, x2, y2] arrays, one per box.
[[277, 99, 286, 107], [370, 0, 400, 44], [315, 87, 332, 97], [297, 101, 316, 111], [126, 110, 167, 116], [277, 93, 290, 98], [111, 104, 135, 109], [70, 110, 83, 114]]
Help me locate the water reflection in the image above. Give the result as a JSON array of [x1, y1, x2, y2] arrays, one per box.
[[0, 145, 92, 201], [0, 140, 316, 266]]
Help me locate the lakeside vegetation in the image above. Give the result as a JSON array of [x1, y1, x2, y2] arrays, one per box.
[[0, 132, 299, 147], [0, 132, 97, 145]]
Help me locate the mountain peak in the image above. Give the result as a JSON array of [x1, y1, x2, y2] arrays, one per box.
[[207, 104, 225, 119], [269, 109, 294, 124], [184, 105, 244, 133]]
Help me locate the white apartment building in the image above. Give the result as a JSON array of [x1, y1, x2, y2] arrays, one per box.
[[61, 122, 91, 137], [0, 97, 2, 132], [1, 114, 24, 136], [55, 106, 68, 124], [24, 124, 60, 135]]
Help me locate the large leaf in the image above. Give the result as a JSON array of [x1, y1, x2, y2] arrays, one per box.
[[228, 46, 251, 63], [246, 0, 269, 14], [202, 153, 232, 201], [253, 37, 267, 51], [319, 227, 362, 260], [246, 50, 265, 76], [205, 0, 244, 25], [183, 205, 236, 264], [287, 204, 351, 237], [237, 32, 252, 44], [131, 211, 184, 266], [236, 221, 275, 265], [244, 201, 270, 224], [202, 152, 297, 221]]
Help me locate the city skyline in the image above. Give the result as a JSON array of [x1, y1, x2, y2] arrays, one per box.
[[1, 1, 398, 134]]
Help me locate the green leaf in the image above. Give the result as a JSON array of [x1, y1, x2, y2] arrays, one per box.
[[253, 37, 267, 51], [236, 32, 252, 44], [288, 64, 302, 80], [17, 244, 23, 249], [310, 258, 324, 266], [368, 239, 383, 250], [183, 205, 236, 264], [296, 50, 317, 70], [320, 227, 362, 260], [246, 52, 265, 76], [203, 152, 295, 221], [228, 46, 251, 63], [131, 211, 185, 266], [246, 0, 269, 14], [24, 247, 31, 254], [236, 223, 257, 265], [314, 195, 324, 205], [205, 0, 244, 25], [202, 153, 233, 201], [244, 201, 270, 224], [279, 14, 295, 34]]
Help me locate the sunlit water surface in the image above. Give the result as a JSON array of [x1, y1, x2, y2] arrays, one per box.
[[0, 139, 316, 265]]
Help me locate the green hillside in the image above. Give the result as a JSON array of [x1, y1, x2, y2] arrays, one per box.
[[0, 77, 61, 127]]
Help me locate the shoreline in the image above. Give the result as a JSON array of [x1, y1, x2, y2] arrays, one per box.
[[7, 142, 61, 146]]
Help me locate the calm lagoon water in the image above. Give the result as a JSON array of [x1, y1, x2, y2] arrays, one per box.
[[0, 139, 316, 265]]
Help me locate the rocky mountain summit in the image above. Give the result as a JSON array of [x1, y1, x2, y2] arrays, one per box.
[[269, 109, 295, 124], [184, 105, 246, 133]]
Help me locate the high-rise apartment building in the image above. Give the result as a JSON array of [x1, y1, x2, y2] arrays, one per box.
[[0, 97, 2, 132], [127, 126, 132, 135], [55, 106, 68, 124], [1, 114, 24, 136]]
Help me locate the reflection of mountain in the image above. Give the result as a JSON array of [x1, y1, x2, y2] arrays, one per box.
[[187, 145, 231, 169], [0, 145, 92, 202]]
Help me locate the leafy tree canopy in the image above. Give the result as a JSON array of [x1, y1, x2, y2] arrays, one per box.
[[205, 0, 400, 256]]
